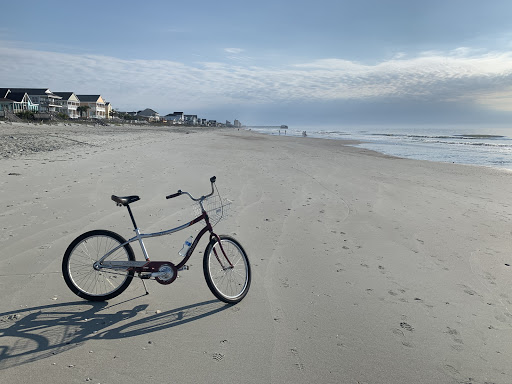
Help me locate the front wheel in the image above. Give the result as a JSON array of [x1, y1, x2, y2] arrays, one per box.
[[62, 230, 136, 301], [203, 235, 251, 304]]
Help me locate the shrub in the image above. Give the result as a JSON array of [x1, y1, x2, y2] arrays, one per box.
[[16, 110, 35, 120]]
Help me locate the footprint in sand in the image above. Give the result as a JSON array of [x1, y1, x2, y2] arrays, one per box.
[[290, 348, 305, 371], [458, 284, 479, 297], [392, 322, 415, 348], [0, 314, 22, 323], [444, 327, 464, 351], [400, 322, 414, 332], [445, 327, 462, 340], [212, 352, 224, 361]]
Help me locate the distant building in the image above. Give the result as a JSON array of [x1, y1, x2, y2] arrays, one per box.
[[76, 95, 106, 119], [184, 114, 198, 125], [234, 119, 242, 128], [0, 89, 38, 113], [165, 111, 184, 124], [1, 88, 61, 113], [137, 108, 160, 122], [53, 92, 80, 119], [105, 102, 112, 119]]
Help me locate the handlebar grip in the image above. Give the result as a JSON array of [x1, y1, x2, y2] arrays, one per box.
[[210, 176, 216, 183], [166, 190, 182, 199]]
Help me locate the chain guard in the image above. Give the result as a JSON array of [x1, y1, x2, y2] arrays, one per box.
[[154, 263, 178, 285]]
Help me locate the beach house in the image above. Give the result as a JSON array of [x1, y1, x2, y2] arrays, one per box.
[[105, 102, 112, 119], [137, 108, 160, 122], [184, 114, 198, 126], [0, 89, 39, 114], [164, 112, 184, 125], [76, 95, 106, 119], [1, 88, 61, 113], [53, 92, 81, 119]]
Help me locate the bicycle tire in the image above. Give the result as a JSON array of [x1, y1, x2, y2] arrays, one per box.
[[62, 230, 136, 301], [203, 235, 251, 304]]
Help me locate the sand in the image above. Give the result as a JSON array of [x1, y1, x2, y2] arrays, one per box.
[[1, 121, 512, 383]]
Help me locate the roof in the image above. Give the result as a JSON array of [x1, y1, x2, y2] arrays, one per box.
[[3, 88, 57, 97], [76, 95, 103, 103], [137, 108, 159, 117], [53, 92, 74, 99], [4, 92, 27, 102]]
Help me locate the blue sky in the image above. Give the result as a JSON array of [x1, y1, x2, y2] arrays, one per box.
[[1, 0, 512, 126]]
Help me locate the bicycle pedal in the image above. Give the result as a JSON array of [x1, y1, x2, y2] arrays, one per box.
[[178, 265, 190, 271]]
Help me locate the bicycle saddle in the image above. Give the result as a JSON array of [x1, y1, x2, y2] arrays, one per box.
[[111, 195, 140, 206]]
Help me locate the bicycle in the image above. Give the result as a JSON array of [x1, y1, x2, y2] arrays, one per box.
[[62, 176, 251, 304]]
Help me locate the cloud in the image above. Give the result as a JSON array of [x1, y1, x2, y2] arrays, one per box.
[[1, 42, 512, 119], [224, 48, 244, 54]]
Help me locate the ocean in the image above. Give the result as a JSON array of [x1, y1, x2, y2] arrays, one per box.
[[246, 125, 512, 171]]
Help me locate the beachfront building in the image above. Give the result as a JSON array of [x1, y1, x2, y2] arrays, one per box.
[[53, 92, 80, 119], [77, 95, 106, 119], [1, 88, 61, 113], [137, 108, 160, 122], [105, 102, 113, 119], [184, 114, 198, 126], [0, 89, 39, 113], [165, 111, 184, 125], [234, 119, 241, 128]]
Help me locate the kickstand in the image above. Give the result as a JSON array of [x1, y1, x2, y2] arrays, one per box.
[[140, 278, 150, 295]]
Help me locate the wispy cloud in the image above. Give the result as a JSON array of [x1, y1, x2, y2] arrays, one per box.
[[224, 48, 244, 54], [1, 42, 511, 114]]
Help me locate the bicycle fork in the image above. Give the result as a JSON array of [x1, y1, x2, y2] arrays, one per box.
[[211, 233, 234, 270]]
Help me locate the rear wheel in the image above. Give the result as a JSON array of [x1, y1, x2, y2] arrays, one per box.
[[203, 235, 251, 304], [62, 230, 135, 301]]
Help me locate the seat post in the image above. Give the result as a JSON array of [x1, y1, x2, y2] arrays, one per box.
[[126, 205, 138, 229]]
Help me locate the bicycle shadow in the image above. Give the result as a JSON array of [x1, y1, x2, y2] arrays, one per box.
[[0, 297, 228, 370]]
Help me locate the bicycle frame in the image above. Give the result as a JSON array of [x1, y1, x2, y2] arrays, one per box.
[[94, 202, 233, 275]]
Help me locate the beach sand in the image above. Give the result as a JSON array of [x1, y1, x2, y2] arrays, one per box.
[[1, 121, 512, 383]]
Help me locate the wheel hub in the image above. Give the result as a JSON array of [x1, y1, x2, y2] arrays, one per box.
[[155, 263, 177, 285]]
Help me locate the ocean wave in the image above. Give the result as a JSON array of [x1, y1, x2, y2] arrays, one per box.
[[422, 140, 512, 149], [369, 133, 507, 140]]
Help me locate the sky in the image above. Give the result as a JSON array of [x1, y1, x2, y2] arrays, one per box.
[[1, 0, 512, 127]]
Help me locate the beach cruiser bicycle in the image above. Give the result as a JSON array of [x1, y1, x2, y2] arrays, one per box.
[[62, 176, 251, 304]]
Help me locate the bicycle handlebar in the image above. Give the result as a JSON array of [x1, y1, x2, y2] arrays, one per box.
[[166, 176, 216, 201], [166, 191, 182, 199]]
